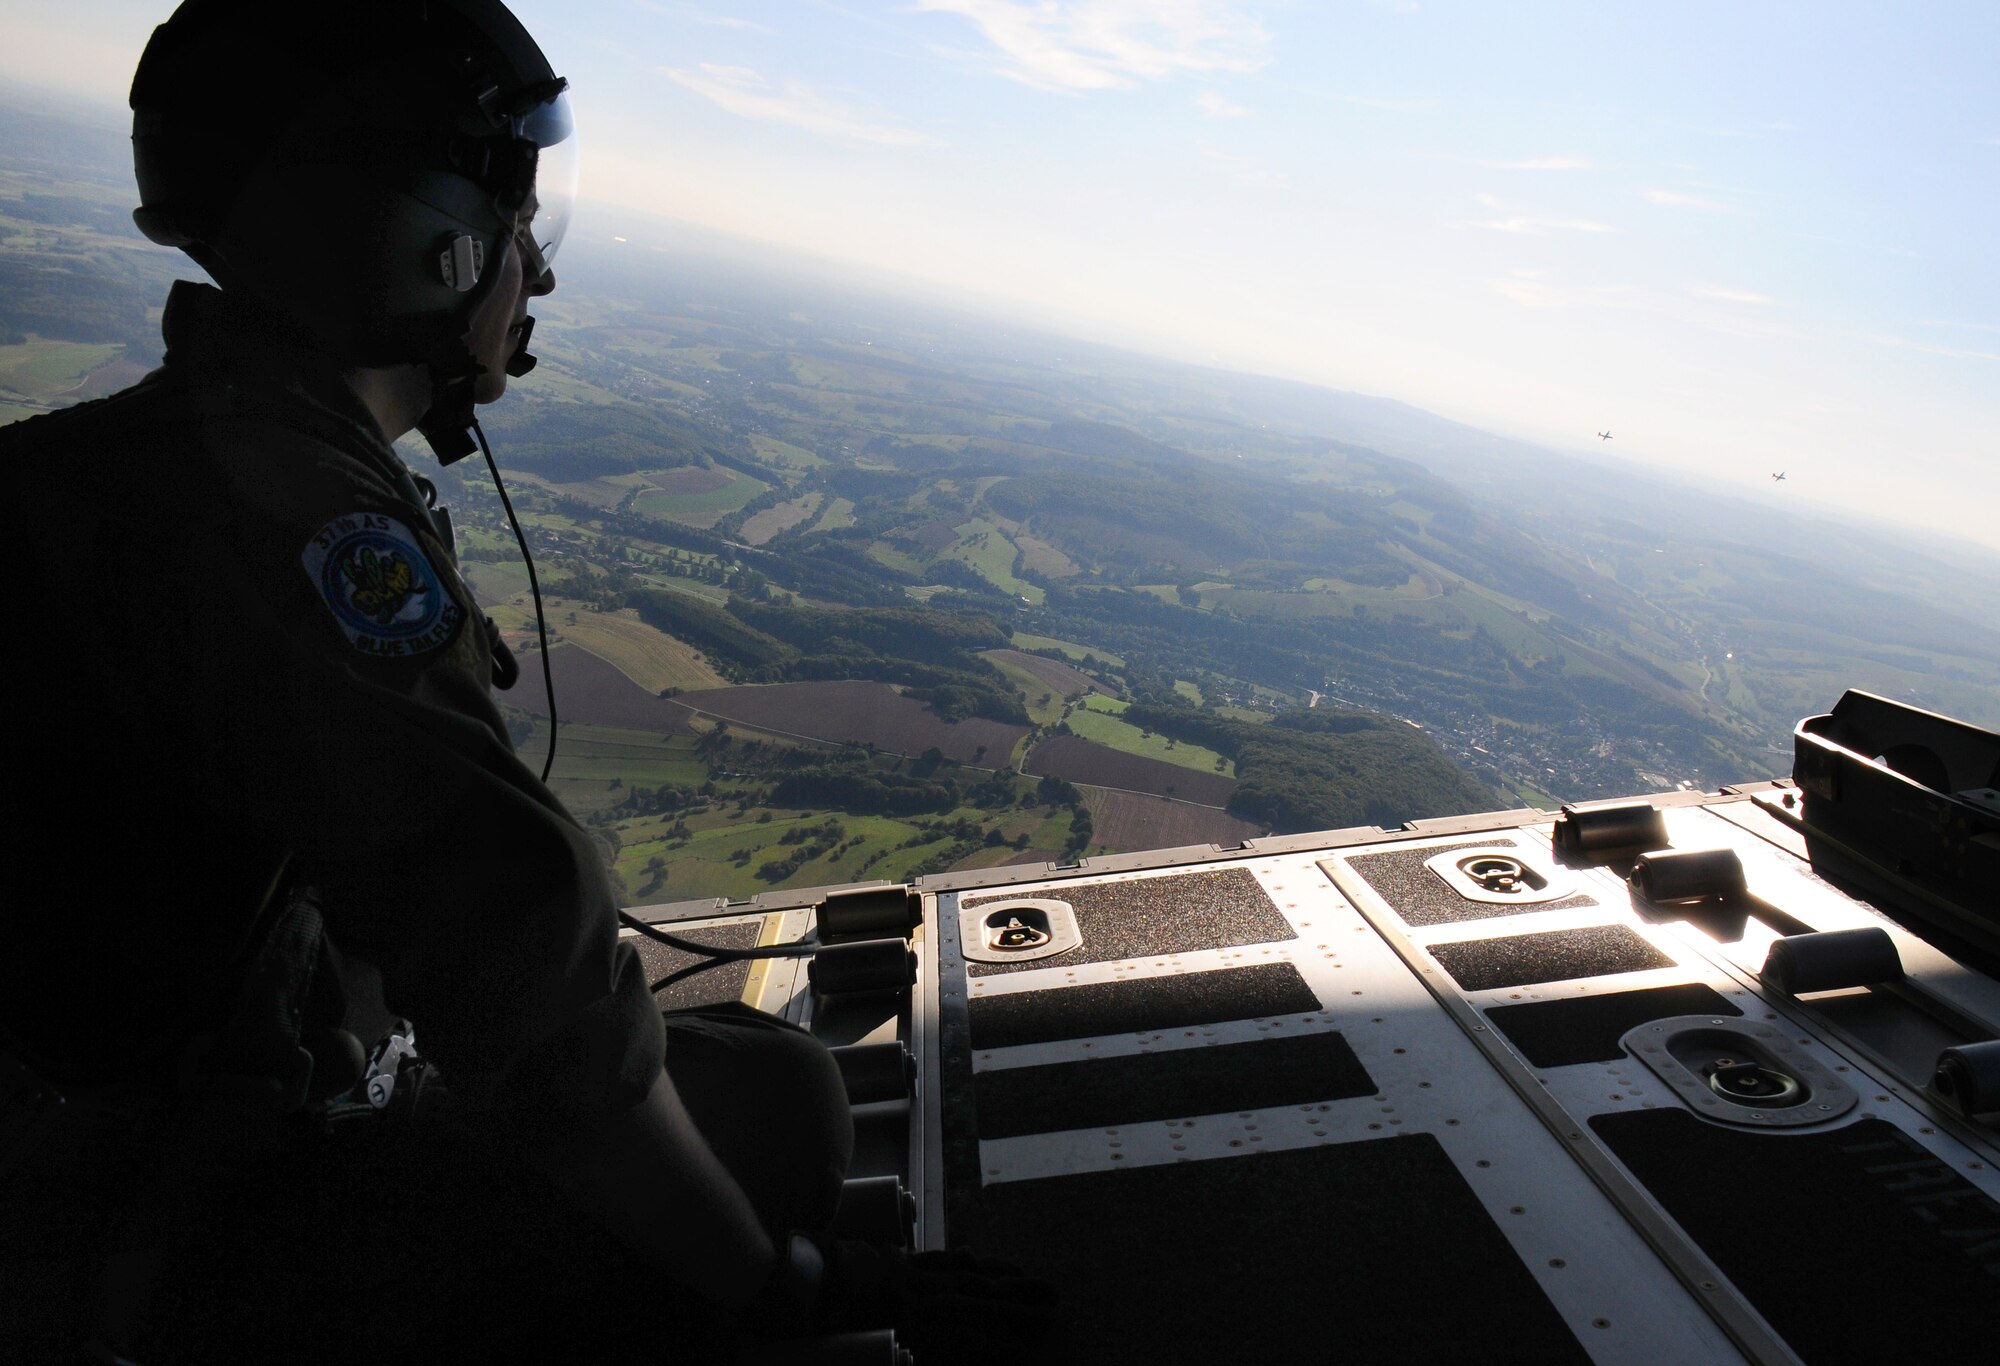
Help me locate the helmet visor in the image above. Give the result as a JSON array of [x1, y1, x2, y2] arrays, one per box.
[[516, 90, 576, 266]]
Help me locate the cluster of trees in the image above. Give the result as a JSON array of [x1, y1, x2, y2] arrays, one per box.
[[632, 589, 796, 680], [1122, 702, 1488, 834], [755, 818, 850, 882], [920, 557, 1013, 600], [0, 258, 159, 350], [734, 600, 1008, 667], [758, 534, 919, 607], [763, 747, 1022, 819], [708, 598, 1027, 722], [1027, 774, 1094, 857], [612, 781, 705, 817], [901, 681, 1027, 725], [480, 397, 721, 482], [769, 763, 962, 817], [896, 815, 1025, 879]]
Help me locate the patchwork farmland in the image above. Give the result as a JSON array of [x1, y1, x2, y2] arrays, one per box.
[[1024, 734, 1238, 807], [1086, 790, 1263, 851], [674, 680, 1030, 765], [507, 645, 695, 735], [981, 648, 1108, 701]]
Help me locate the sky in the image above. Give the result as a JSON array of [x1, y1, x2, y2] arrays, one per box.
[[5, 1, 1997, 548]]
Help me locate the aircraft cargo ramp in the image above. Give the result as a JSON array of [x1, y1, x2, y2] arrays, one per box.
[[629, 692, 2000, 1365]]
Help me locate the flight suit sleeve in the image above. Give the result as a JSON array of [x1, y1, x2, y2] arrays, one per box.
[[155, 412, 665, 1119]]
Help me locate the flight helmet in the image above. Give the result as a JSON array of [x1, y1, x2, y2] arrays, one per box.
[[129, 0, 576, 458]]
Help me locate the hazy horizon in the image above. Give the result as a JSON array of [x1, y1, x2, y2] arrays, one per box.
[[2, 1, 1995, 550]]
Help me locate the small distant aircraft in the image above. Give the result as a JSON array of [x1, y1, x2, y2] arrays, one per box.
[[1598, 430, 1613, 440], [1771, 472, 1787, 482]]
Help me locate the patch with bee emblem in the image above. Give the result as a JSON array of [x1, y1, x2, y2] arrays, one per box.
[[302, 512, 463, 658]]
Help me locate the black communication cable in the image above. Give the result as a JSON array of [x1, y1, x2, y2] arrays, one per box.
[[617, 909, 820, 963], [618, 909, 826, 995], [472, 415, 557, 783], [470, 422, 828, 986]]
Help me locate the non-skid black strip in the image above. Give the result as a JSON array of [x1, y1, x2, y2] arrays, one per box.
[[627, 922, 760, 1012], [974, 1029, 1375, 1139], [1427, 924, 1673, 993], [1593, 1111, 2000, 1366], [1344, 839, 1598, 927], [947, 1135, 1592, 1365], [964, 867, 1295, 976], [1484, 983, 1741, 1068], [967, 962, 1319, 1050]]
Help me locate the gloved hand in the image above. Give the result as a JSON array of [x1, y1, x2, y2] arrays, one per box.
[[821, 1240, 1059, 1364]]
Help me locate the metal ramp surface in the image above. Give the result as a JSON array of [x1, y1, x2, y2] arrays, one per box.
[[633, 784, 2000, 1365]]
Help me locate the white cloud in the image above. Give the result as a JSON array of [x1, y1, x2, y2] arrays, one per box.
[[1692, 284, 1775, 305], [1196, 90, 1249, 118], [913, 0, 1270, 93], [1641, 188, 1728, 211], [663, 65, 941, 146], [635, 2, 776, 32], [1486, 156, 1593, 171], [1476, 216, 1615, 235], [1471, 192, 1503, 208]]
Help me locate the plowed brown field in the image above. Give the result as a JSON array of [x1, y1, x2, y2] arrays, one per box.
[[1024, 735, 1236, 806], [677, 680, 1029, 764], [508, 644, 694, 734], [1088, 790, 1263, 852]]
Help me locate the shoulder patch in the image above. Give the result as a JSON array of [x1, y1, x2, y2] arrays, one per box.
[[302, 512, 464, 659]]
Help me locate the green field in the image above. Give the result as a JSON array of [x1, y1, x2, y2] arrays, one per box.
[[741, 494, 822, 545], [490, 712, 1077, 904], [632, 469, 770, 526], [1011, 633, 1124, 668], [1213, 706, 1273, 724], [985, 654, 1070, 725], [749, 433, 826, 468], [0, 341, 120, 397], [867, 543, 929, 577], [489, 601, 726, 693], [509, 721, 713, 812], [1067, 695, 1234, 776], [635, 574, 732, 605], [944, 519, 1043, 603], [463, 559, 534, 606], [810, 497, 856, 532], [614, 798, 1062, 903]]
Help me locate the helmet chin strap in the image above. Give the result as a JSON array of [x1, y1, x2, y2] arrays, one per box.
[[413, 224, 550, 462], [413, 225, 516, 464]]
